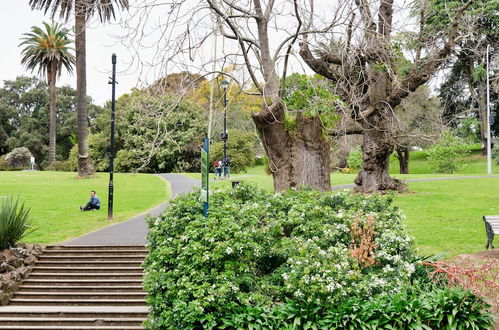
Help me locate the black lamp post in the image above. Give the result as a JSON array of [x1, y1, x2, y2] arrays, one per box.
[[108, 53, 117, 220], [221, 79, 229, 172]]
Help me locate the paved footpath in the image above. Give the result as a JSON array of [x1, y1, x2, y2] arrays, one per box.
[[64, 174, 199, 246]]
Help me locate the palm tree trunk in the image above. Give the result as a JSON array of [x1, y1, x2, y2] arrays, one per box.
[[48, 62, 57, 163], [75, 1, 94, 176]]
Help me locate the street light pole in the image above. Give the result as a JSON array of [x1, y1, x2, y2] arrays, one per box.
[[486, 45, 492, 175], [108, 53, 117, 220], [223, 84, 227, 160], [221, 80, 229, 177]]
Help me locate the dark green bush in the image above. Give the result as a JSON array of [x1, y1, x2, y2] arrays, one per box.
[[0, 155, 16, 171], [43, 160, 72, 172], [5, 147, 33, 169], [221, 285, 493, 329], [0, 196, 36, 249], [144, 185, 493, 329]]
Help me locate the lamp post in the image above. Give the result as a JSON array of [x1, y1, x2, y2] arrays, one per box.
[[221, 79, 229, 177], [486, 45, 492, 175], [108, 53, 117, 220]]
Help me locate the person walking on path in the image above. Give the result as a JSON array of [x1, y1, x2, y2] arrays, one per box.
[[214, 159, 223, 180], [80, 190, 100, 211], [223, 156, 231, 179]]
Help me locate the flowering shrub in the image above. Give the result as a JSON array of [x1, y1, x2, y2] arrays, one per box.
[[144, 184, 492, 329]]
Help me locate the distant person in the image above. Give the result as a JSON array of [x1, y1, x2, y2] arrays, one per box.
[[214, 159, 222, 180], [80, 190, 100, 211], [223, 155, 231, 179]]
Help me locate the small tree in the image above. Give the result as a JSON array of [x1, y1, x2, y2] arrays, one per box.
[[5, 147, 33, 168], [426, 132, 470, 173], [210, 129, 258, 173], [347, 147, 363, 172], [392, 86, 445, 174]]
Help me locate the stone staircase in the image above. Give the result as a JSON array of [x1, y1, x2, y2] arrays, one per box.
[[0, 245, 148, 329]]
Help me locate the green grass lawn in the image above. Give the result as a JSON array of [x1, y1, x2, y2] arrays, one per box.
[[0, 171, 170, 244], [392, 177, 499, 257], [388, 145, 499, 174]]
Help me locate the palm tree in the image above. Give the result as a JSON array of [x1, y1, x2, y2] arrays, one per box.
[[29, 0, 129, 176], [20, 22, 75, 164]]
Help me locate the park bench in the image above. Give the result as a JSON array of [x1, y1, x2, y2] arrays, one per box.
[[483, 215, 499, 249]]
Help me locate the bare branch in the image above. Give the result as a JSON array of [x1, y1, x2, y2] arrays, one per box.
[[206, 0, 263, 94], [299, 41, 340, 80], [279, 0, 302, 98], [389, 0, 473, 108], [221, 0, 253, 16]]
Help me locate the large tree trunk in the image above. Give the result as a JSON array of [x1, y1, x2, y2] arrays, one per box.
[[252, 107, 331, 192], [354, 111, 405, 193], [477, 80, 488, 156], [75, 2, 94, 176], [395, 146, 409, 174], [48, 63, 57, 163]]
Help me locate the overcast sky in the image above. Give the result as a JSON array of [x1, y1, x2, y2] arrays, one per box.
[[0, 1, 137, 105], [0, 0, 431, 106]]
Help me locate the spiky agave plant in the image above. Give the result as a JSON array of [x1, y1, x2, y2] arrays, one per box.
[[0, 197, 36, 249]]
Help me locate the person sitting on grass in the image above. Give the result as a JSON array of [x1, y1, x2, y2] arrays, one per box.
[[80, 190, 100, 211]]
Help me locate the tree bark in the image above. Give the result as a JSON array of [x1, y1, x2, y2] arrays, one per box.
[[48, 62, 57, 163], [75, 2, 94, 176], [354, 111, 405, 193], [252, 106, 331, 192], [395, 146, 409, 174]]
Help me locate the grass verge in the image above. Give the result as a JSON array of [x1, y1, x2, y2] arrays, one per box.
[[0, 171, 170, 244]]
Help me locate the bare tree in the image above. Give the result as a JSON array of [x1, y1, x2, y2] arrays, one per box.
[[121, 0, 347, 191], [392, 86, 444, 174], [300, 0, 473, 192]]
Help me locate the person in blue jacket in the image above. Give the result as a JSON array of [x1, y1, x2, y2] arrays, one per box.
[[80, 190, 101, 211]]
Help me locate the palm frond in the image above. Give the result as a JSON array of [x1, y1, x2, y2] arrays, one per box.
[[19, 21, 75, 80], [30, 0, 129, 23]]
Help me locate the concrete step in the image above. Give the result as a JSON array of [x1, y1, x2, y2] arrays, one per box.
[[14, 292, 146, 300], [38, 255, 145, 262], [22, 279, 143, 286], [0, 326, 144, 329], [46, 245, 147, 251], [0, 306, 148, 318], [18, 285, 144, 293], [32, 267, 143, 273], [28, 273, 143, 280], [8, 299, 147, 306], [4, 245, 148, 328], [35, 260, 143, 267], [41, 250, 147, 256], [0, 317, 144, 326]]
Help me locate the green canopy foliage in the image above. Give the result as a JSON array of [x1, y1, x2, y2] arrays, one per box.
[[83, 89, 207, 173], [0, 76, 102, 166]]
